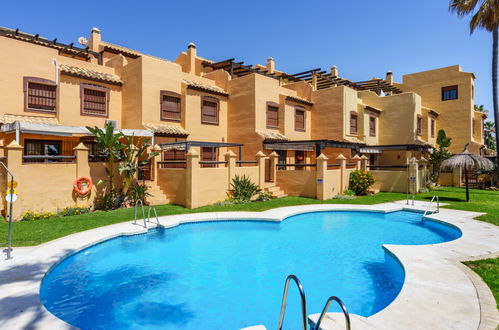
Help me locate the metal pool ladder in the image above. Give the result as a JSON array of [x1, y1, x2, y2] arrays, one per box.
[[133, 199, 160, 228], [277, 275, 307, 330], [313, 296, 351, 330], [422, 195, 439, 220]]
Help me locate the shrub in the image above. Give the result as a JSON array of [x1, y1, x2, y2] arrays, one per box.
[[256, 191, 274, 202], [94, 193, 125, 210], [333, 194, 357, 200], [128, 184, 152, 206], [348, 170, 375, 195], [229, 175, 261, 201], [21, 210, 57, 221], [58, 206, 91, 217]]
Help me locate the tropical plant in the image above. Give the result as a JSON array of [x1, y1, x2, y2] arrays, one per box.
[[429, 129, 453, 183], [484, 121, 497, 150], [474, 104, 487, 112], [127, 184, 152, 205], [348, 170, 375, 195], [450, 0, 499, 177], [118, 135, 158, 194], [228, 175, 261, 201], [86, 122, 124, 198], [256, 191, 274, 202]]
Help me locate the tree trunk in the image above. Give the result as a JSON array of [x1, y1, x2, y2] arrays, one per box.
[[492, 27, 499, 179]]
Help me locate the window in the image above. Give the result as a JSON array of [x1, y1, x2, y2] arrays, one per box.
[[472, 118, 476, 136], [81, 84, 109, 117], [417, 116, 422, 136], [442, 85, 458, 101], [266, 102, 279, 128], [201, 147, 218, 167], [431, 118, 435, 138], [349, 112, 358, 135], [160, 91, 181, 121], [24, 77, 57, 113], [294, 107, 305, 131], [201, 96, 219, 125], [24, 139, 60, 163], [369, 116, 376, 137]]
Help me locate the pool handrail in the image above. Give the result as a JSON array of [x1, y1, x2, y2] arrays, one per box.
[[313, 296, 351, 330], [422, 195, 439, 220], [133, 199, 147, 228], [147, 206, 159, 225], [277, 274, 307, 330]]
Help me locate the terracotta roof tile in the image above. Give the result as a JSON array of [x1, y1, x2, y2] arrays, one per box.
[[59, 64, 122, 86], [182, 79, 228, 96], [0, 114, 59, 125], [143, 123, 189, 136], [257, 130, 289, 142], [285, 95, 313, 106]]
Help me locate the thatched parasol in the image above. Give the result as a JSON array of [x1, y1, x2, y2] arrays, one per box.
[[440, 144, 494, 201]]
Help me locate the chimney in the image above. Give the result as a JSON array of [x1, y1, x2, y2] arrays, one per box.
[[331, 65, 339, 77], [187, 42, 197, 74], [266, 57, 275, 74], [386, 70, 393, 84], [88, 27, 101, 52]]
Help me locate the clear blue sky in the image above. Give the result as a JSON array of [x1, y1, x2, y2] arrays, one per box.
[[0, 0, 493, 112]]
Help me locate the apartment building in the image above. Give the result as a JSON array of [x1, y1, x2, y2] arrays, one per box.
[[0, 26, 484, 214]]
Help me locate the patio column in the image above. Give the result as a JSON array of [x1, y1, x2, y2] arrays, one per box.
[[150, 144, 162, 184], [6, 140, 23, 219], [360, 155, 368, 170], [336, 154, 347, 193], [352, 155, 362, 170], [186, 148, 200, 209], [225, 150, 237, 189], [418, 157, 428, 190], [316, 153, 329, 200], [269, 151, 279, 183], [74, 143, 90, 179], [256, 151, 266, 188]]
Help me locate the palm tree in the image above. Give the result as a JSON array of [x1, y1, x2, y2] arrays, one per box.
[[484, 121, 497, 150], [450, 1, 499, 176]]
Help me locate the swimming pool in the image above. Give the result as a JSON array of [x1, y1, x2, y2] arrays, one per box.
[[40, 210, 461, 330]]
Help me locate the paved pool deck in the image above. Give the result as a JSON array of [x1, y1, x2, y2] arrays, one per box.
[[1, 201, 498, 330]]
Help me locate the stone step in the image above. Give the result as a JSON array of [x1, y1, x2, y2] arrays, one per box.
[[265, 186, 281, 192]]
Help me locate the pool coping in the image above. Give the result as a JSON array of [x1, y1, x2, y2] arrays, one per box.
[[0, 200, 498, 330]]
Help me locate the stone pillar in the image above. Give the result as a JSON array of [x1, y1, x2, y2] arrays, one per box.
[[186, 148, 200, 209], [311, 72, 318, 91], [408, 157, 419, 194], [225, 150, 237, 189], [74, 143, 90, 178], [150, 144, 162, 184], [336, 154, 347, 193], [316, 153, 329, 200], [269, 151, 279, 183], [360, 155, 368, 171], [256, 151, 266, 188], [352, 155, 362, 170], [6, 141, 23, 220]]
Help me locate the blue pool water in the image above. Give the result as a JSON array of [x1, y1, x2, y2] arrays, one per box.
[[40, 210, 461, 330]]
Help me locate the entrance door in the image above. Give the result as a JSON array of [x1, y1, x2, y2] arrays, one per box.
[[201, 147, 218, 168], [276, 150, 286, 170]]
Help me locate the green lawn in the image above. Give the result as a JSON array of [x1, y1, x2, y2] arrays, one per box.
[[463, 258, 499, 309], [1, 186, 498, 308]]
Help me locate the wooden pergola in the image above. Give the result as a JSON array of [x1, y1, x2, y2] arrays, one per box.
[[202, 58, 281, 80]]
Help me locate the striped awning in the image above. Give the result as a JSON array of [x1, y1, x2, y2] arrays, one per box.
[[264, 143, 314, 151], [359, 147, 383, 154]]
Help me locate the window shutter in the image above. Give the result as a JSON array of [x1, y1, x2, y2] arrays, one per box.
[[417, 117, 422, 136], [350, 113, 357, 134], [201, 99, 219, 124], [295, 109, 305, 131], [369, 116, 376, 136], [161, 95, 181, 120], [267, 105, 279, 128], [27, 82, 57, 112]]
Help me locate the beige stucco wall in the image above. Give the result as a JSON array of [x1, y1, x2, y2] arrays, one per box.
[[0, 37, 122, 128], [156, 168, 187, 205], [400, 65, 479, 153], [371, 170, 407, 193], [311, 86, 345, 140], [276, 170, 316, 198], [196, 168, 230, 205]]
